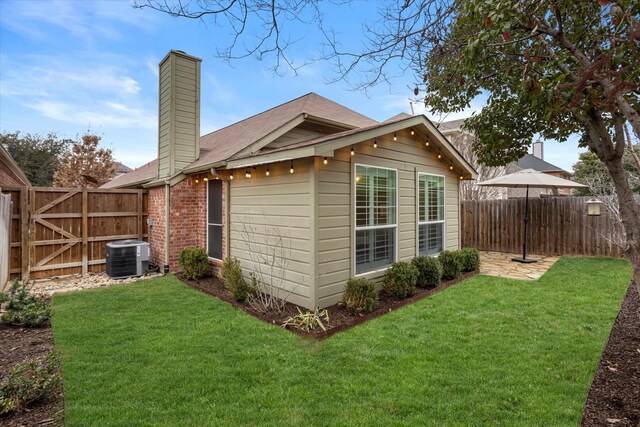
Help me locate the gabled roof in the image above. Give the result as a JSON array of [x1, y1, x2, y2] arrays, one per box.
[[515, 154, 568, 174], [436, 118, 466, 135], [104, 93, 377, 188], [226, 114, 477, 179]]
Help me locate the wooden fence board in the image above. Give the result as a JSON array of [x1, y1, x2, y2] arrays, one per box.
[[460, 196, 638, 258], [0, 187, 148, 280]]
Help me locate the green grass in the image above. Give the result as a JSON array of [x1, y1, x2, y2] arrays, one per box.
[[52, 257, 631, 426]]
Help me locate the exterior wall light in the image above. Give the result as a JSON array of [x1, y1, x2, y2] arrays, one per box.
[[586, 198, 603, 216]]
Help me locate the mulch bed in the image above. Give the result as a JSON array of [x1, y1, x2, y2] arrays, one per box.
[[0, 321, 64, 427], [582, 284, 640, 427], [179, 271, 477, 339]]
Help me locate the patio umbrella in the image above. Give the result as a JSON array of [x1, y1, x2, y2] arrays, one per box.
[[477, 169, 587, 263]]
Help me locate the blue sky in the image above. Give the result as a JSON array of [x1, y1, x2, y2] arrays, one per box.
[[0, 0, 581, 171]]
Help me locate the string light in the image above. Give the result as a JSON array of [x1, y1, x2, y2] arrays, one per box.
[[203, 177, 208, 182], [425, 140, 429, 147], [229, 172, 234, 180], [437, 153, 442, 159], [393, 133, 397, 141], [290, 160, 294, 174], [373, 139, 377, 148], [410, 128, 415, 136], [449, 165, 454, 170], [323, 157, 328, 165], [350, 147, 355, 156], [195, 177, 199, 183], [460, 175, 464, 180], [245, 169, 251, 178], [266, 165, 270, 176]]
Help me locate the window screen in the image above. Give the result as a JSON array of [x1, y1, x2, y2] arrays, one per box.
[[355, 165, 397, 274], [418, 174, 445, 256], [207, 180, 223, 260]]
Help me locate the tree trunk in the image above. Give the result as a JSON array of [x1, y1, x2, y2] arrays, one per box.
[[602, 154, 640, 297]]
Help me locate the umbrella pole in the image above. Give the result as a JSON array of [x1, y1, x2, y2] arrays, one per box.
[[512, 184, 537, 263]]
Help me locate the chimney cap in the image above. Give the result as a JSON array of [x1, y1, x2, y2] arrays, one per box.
[[159, 50, 203, 66]]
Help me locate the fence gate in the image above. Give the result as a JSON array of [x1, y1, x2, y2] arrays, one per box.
[[1, 186, 148, 281]]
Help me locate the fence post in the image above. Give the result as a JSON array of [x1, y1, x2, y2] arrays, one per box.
[[137, 190, 143, 241], [82, 188, 88, 274], [20, 188, 29, 280]]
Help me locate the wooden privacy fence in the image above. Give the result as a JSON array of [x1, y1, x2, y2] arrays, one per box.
[[461, 196, 633, 258], [2, 186, 148, 281]]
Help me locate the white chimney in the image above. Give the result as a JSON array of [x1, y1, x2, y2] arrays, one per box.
[[157, 50, 202, 179], [532, 141, 544, 160]]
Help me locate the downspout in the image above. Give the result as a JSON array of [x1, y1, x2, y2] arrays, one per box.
[[164, 182, 170, 274]]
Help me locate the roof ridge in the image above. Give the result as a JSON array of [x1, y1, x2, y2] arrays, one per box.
[[199, 92, 315, 139]]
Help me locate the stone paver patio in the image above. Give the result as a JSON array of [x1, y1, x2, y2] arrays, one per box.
[[480, 251, 560, 280]]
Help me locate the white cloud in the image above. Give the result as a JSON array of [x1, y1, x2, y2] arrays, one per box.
[[26, 100, 156, 130], [0, 1, 158, 44]]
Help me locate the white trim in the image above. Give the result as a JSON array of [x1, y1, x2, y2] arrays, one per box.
[[416, 172, 446, 256], [206, 180, 223, 262], [353, 162, 399, 276]]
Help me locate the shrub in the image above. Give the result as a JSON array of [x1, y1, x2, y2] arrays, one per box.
[[0, 280, 51, 327], [383, 262, 418, 298], [438, 250, 462, 280], [411, 256, 443, 288], [179, 248, 212, 280], [460, 248, 481, 272], [0, 351, 61, 416], [342, 278, 378, 314], [221, 257, 253, 302]]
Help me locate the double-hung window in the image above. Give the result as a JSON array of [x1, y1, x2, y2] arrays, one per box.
[[355, 165, 397, 274], [418, 173, 445, 256], [207, 180, 223, 260]]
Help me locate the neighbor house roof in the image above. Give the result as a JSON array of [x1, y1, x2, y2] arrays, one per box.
[[102, 159, 158, 189], [104, 93, 377, 188], [515, 154, 568, 174], [0, 145, 30, 187]]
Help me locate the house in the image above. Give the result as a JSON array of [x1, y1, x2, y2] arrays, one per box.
[[0, 145, 30, 188], [103, 50, 477, 309], [112, 161, 133, 179], [439, 119, 574, 199]]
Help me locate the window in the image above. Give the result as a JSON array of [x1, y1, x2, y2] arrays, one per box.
[[418, 174, 445, 256], [355, 165, 397, 274], [207, 180, 223, 260]]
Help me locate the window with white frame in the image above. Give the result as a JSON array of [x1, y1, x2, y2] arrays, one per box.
[[355, 165, 397, 274], [418, 173, 445, 256], [207, 180, 223, 260]]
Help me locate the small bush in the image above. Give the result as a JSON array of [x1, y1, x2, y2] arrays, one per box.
[[0, 280, 51, 327], [383, 262, 418, 298], [221, 257, 253, 302], [0, 351, 61, 416], [438, 250, 462, 280], [460, 248, 481, 272], [282, 307, 330, 332], [179, 248, 212, 280], [342, 278, 378, 314], [411, 256, 443, 288]]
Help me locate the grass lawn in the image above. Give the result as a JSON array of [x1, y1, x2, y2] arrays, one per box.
[[52, 257, 631, 426]]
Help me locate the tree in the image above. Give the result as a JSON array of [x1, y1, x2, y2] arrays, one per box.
[[0, 132, 70, 186], [53, 133, 115, 188], [573, 146, 640, 196], [137, 1, 640, 294], [449, 132, 507, 200]]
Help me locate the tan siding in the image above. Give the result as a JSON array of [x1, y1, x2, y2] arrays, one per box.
[[157, 52, 201, 179], [229, 159, 314, 308], [269, 127, 327, 148], [315, 135, 461, 307]]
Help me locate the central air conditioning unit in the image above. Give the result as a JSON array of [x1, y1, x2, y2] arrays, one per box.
[[105, 239, 150, 279]]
